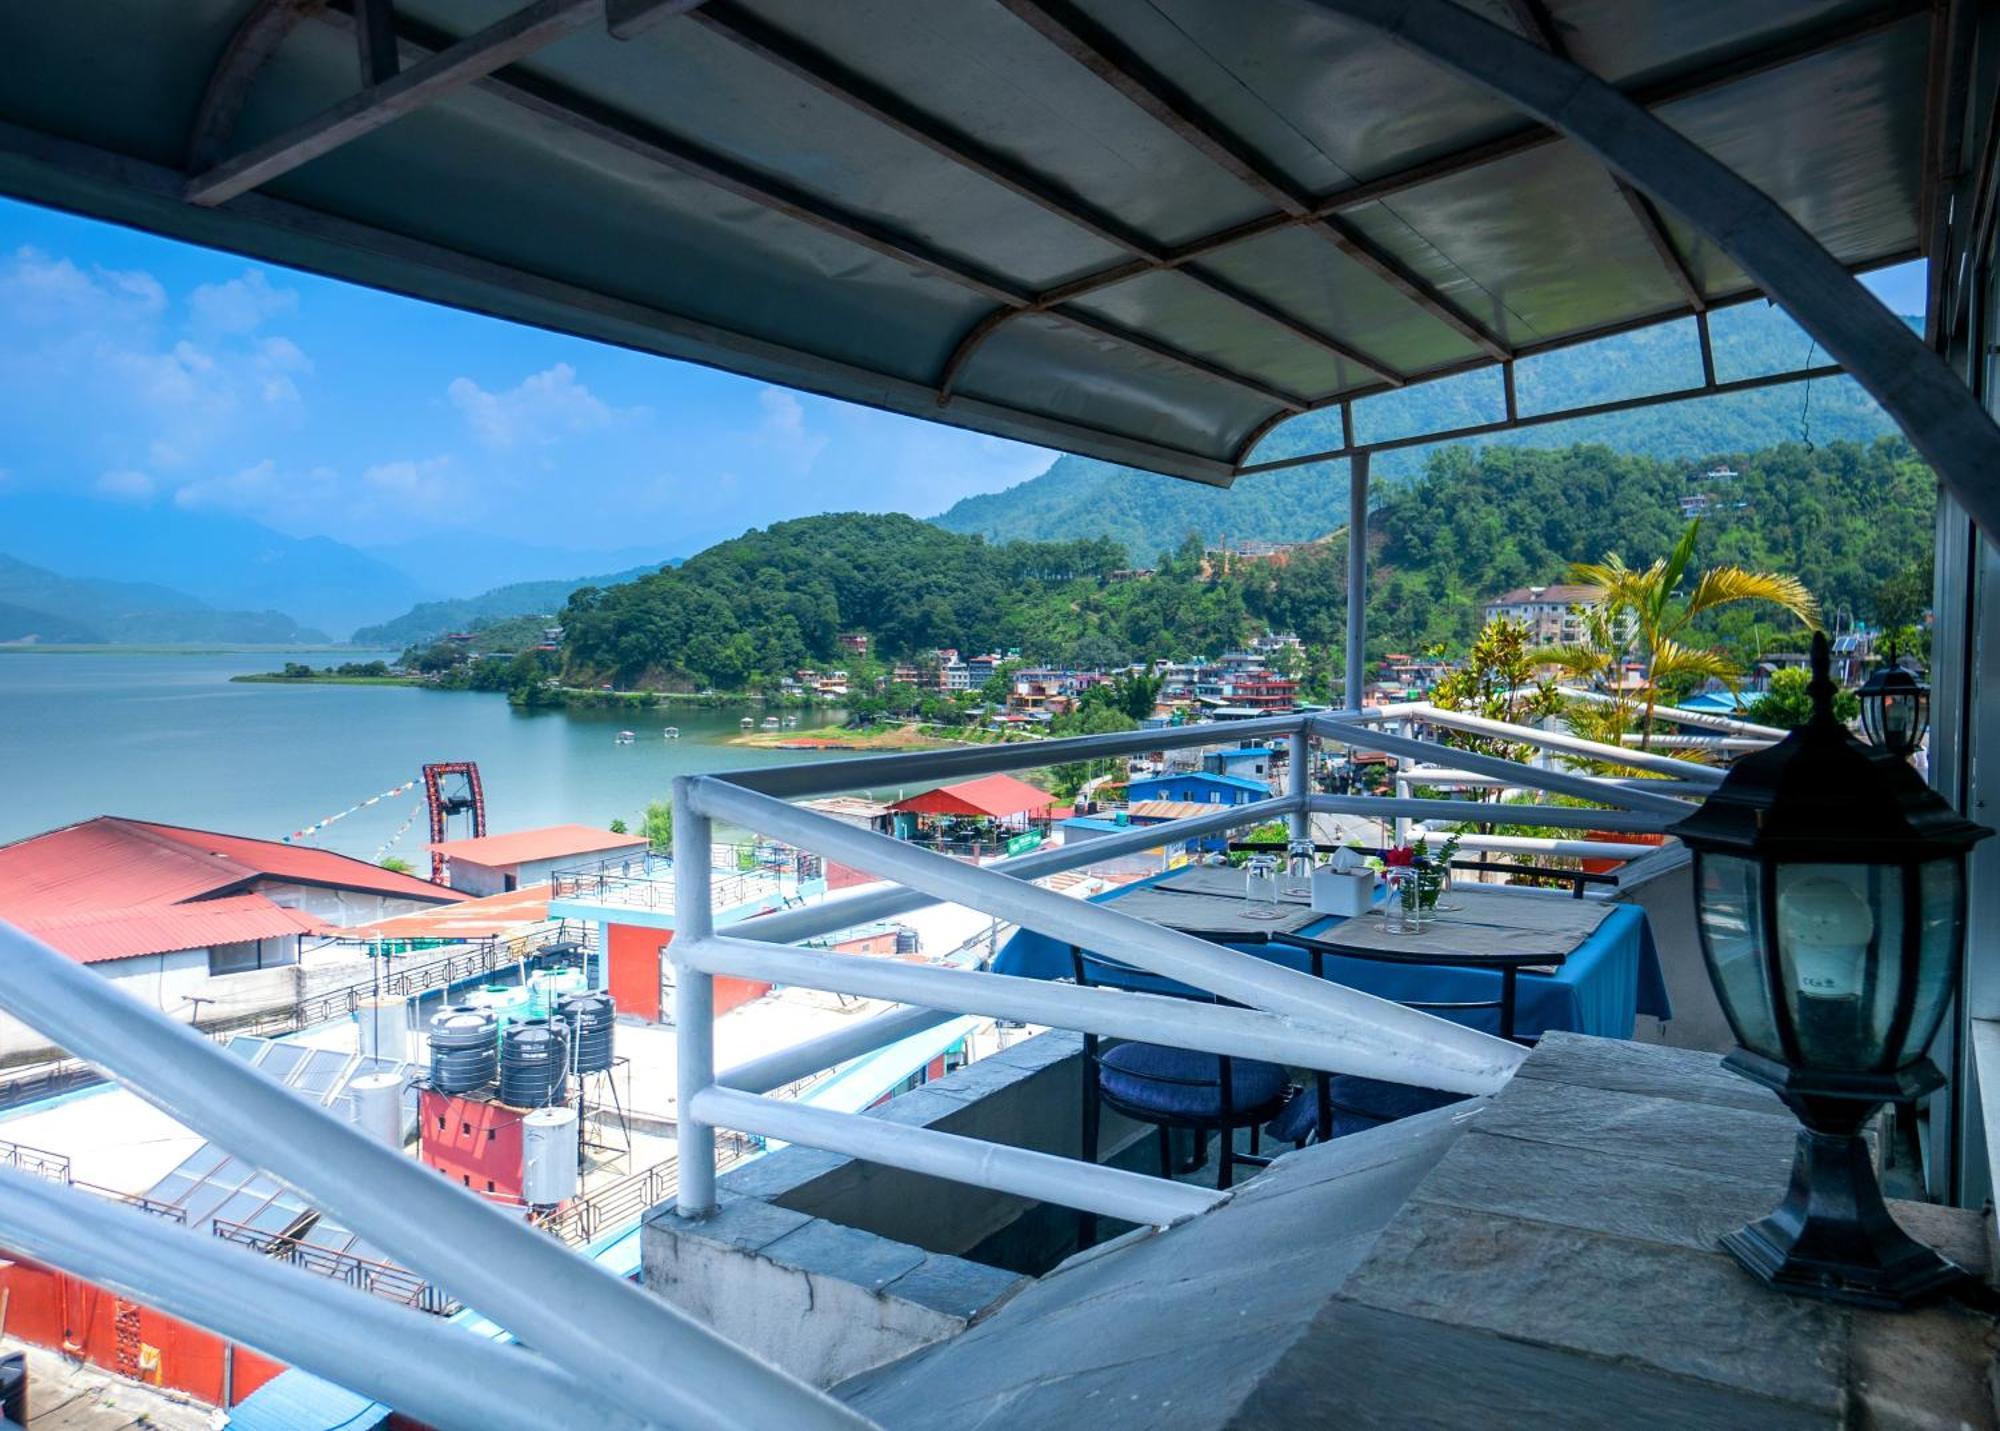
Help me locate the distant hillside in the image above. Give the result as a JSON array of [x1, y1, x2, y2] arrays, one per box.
[[0, 494, 426, 639], [0, 553, 328, 644], [352, 562, 673, 647], [935, 306, 1910, 561], [361, 536, 679, 599]]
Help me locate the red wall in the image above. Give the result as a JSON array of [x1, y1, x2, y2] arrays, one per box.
[[607, 922, 668, 1022], [0, 1252, 286, 1406], [607, 922, 769, 1020], [419, 1089, 527, 1203]]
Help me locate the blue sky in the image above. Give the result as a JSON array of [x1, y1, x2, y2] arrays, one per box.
[[0, 197, 1927, 561], [0, 198, 1056, 558]]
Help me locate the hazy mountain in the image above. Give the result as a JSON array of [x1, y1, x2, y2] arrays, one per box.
[[934, 309, 1913, 561], [352, 562, 674, 648], [362, 536, 678, 598], [0, 494, 425, 639], [0, 553, 328, 644]]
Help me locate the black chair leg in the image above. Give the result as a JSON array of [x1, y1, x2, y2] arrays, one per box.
[[1218, 1134, 1235, 1191], [1249, 1122, 1261, 1157], [1079, 1028, 1100, 1250], [1182, 1130, 1209, 1174]]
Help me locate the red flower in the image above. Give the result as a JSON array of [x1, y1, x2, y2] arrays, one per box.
[[1382, 845, 1415, 867]]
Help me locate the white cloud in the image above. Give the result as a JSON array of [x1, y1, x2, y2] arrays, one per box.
[[748, 387, 828, 473], [447, 363, 632, 448], [94, 468, 155, 501], [0, 247, 311, 475], [188, 269, 299, 335], [363, 456, 459, 511]]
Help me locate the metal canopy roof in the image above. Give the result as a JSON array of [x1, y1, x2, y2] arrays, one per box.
[[0, 0, 1931, 484]]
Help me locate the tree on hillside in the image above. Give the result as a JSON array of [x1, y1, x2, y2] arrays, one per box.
[[1426, 618, 1566, 785], [1554, 517, 1820, 748]]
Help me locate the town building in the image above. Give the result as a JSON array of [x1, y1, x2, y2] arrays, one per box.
[[0, 817, 458, 1062], [1124, 770, 1271, 807], [1481, 583, 1606, 645], [428, 824, 648, 896]]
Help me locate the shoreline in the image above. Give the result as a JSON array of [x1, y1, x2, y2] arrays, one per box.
[[727, 724, 960, 751]]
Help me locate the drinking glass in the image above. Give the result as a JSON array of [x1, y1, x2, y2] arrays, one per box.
[[1282, 839, 1316, 898], [1381, 868, 1410, 934], [1243, 855, 1284, 920]]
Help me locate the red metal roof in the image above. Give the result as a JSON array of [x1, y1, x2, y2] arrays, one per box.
[[889, 775, 1058, 821], [0, 816, 459, 966], [427, 824, 648, 867], [355, 883, 553, 942], [15, 894, 329, 965]]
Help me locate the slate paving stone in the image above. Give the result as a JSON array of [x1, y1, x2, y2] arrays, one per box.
[[761, 1217, 929, 1292], [1514, 1031, 1787, 1116], [1416, 1125, 1786, 1252], [652, 1190, 812, 1253], [882, 1254, 1029, 1321], [1341, 1201, 1848, 1415]]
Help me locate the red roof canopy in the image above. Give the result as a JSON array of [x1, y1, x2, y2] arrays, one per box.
[[14, 895, 329, 966], [428, 824, 647, 867], [889, 775, 1057, 821]]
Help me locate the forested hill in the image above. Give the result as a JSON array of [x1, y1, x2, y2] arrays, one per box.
[[557, 439, 1930, 691], [352, 562, 671, 647], [934, 306, 1912, 561]]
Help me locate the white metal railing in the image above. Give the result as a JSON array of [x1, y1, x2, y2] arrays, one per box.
[[668, 707, 1750, 1234], [0, 703, 1756, 1428]]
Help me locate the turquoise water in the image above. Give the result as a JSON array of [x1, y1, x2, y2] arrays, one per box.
[[0, 649, 867, 858]]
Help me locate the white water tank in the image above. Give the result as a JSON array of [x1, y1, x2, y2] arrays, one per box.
[[349, 1072, 405, 1148], [521, 1106, 579, 1206], [355, 996, 407, 1062]]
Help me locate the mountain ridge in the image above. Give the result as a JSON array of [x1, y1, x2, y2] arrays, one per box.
[[352, 561, 677, 647], [0, 552, 329, 644]]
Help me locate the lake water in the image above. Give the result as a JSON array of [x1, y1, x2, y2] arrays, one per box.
[[0, 650, 872, 860]]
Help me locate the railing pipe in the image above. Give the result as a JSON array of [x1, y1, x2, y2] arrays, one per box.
[[1402, 769, 1713, 796], [1410, 828, 1665, 860], [688, 779, 1524, 1094], [687, 935, 1440, 1079], [0, 920, 864, 1431], [718, 1003, 958, 1094], [0, 1166, 649, 1431], [740, 794, 1299, 947], [1345, 451, 1369, 711], [671, 775, 719, 1220], [1325, 704, 1725, 785], [1312, 718, 1693, 815], [1288, 727, 1312, 842], [1555, 687, 1786, 738], [1308, 794, 1673, 833], [691, 1086, 1222, 1227], [714, 713, 1310, 798]]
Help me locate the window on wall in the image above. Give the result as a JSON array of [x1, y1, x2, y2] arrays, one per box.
[[208, 938, 297, 976]]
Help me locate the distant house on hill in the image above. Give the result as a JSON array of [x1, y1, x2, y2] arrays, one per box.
[[1126, 771, 1271, 807], [428, 824, 648, 896], [1482, 584, 1607, 646]]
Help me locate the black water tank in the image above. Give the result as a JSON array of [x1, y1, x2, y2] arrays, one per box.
[[557, 992, 616, 1074], [500, 1018, 568, 1108], [428, 1006, 498, 1093]]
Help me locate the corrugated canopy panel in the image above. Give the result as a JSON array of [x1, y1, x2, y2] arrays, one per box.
[[0, 0, 1932, 483]]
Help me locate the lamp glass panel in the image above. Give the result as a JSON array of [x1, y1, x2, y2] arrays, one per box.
[[1893, 857, 1964, 1067], [1696, 853, 1780, 1058], [1775, 862, 1902, 1070]]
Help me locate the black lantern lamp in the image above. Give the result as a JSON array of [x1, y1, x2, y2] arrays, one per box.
[[1670, 632, 1990, 1308], [1856, 640, 1929, 759]]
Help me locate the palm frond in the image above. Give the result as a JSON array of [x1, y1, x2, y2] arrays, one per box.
[[1648, 637, 1740, 686], [1682, 567, 1820, 626]]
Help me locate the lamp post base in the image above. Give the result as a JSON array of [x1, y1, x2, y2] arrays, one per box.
[[1720, 1054, 1969, 1311]]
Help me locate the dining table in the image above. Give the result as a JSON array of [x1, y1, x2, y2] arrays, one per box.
[[992, 865, 1672, 1042]]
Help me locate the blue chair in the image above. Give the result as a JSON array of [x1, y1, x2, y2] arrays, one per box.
[[1070, 946, 1293, 1205], [1261, 931, 1523, 1146]]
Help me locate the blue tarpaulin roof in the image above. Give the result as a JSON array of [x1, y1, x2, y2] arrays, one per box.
[[223, 1373, 388, 1431]]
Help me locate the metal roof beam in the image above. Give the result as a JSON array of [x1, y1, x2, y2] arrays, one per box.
[[1238, 362, 1846, 473], [992, 1, 1925, 342], [184, 0, 329, 171], [313, 6, 1307, 413], [688, 2, 1402, 387], [1279, 0, 2000, 541], [605, 0, 709, 42], [186, 0, 604, 206], [998, 0, 1512, 360], [1503, 0, 1705, 313]]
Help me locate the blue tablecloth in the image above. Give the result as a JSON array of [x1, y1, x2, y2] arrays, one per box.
[[993, 873, 1671, 1040]]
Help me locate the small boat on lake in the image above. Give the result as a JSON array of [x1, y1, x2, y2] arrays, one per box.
[[760, 716, 781, 731], [782, 714, 798, 728], [615, 729, 636, 745], [662, 727, 679, 739], [740, 716, 755, 729]]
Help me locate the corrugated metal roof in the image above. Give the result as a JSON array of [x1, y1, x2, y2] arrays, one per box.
[[14, 894, 328, 965], [0, 1, 1934, 481], [427, 823, 647, 865], [222, 1370, 389, 1431], [889, 774, 1058, 819], [353, 882, 554, 941], [0, 817, 456, 919]]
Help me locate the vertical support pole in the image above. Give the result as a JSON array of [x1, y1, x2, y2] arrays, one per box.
[[1345, 450, 1370, 713], [671, 777, 716, 1217], [1288, 725, 1311, 845]]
